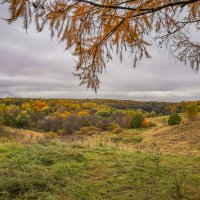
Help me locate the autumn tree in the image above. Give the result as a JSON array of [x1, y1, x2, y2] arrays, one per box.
[[3, 104, 20, 126], [184, 103, 199, 121], [2, 0, 200, 91]]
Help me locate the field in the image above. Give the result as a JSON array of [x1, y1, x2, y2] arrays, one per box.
[[0, 116, 200, 200]]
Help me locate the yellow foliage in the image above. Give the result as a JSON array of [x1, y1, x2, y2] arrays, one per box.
[[21, 102, 31, 111], [59, 111, 71, 119], [33, 100, 48, 111], [77, 110, 90, 117], [68, 104, 81, 112]]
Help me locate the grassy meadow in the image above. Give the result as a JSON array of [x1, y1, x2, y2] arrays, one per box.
[[0, 117, 200, 200], [0, 99, 200, 199]]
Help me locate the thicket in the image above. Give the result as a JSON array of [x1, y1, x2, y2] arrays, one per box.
[[168, 112, 182, 126]]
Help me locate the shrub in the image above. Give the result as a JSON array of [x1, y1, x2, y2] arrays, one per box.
[[130, 113, 144, 129], [168, 112, 182, 126], [141, 119, 149, 128]]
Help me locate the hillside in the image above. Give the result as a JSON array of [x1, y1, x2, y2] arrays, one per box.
[[0, 128, 199, 200], [86, 118, 200, 156], [0, 118, 200, 200], [133, 120, 200, 155]]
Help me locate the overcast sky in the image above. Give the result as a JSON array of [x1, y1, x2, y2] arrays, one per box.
[[0, 6, 200, 102]]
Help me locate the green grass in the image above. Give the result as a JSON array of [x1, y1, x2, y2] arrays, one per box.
[[0, 141, 199, 200], [110, 128, 146, 144]]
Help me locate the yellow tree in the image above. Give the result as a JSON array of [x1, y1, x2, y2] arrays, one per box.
[[3, 0, 200, 91]]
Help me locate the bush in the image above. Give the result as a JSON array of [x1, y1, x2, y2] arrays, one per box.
[[142, 119, 149, 128], [130, 113, 144, 129], [168, 112, 182, 126]]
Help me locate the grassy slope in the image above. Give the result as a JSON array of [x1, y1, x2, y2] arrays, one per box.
[[103, 118, 200, 155], [0, 119, 200, 200], [0, 142, 200, 200], [137, 120, 200, 155]]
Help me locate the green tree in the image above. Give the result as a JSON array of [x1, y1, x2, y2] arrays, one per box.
[[16, 111, 30, 128], [130, 112, 144, 129], [96, 110, 111, 117], [145, 111, 157, 118], [185, 103, 199, 121], [168, 111, 182, 126]]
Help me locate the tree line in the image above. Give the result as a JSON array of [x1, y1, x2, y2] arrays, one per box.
[[0, 98, 199, 135]]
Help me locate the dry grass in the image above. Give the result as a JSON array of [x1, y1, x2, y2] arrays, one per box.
[[83, 118, 200, 156], [127, 119, 200, 155], [2, 115, 200, 156], [0, 127, 46, 143]]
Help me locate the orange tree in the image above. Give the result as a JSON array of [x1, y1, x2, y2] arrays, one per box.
[[3, 0, 200, 90]]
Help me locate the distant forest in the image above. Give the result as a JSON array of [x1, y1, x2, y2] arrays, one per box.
[[0, 98, 199, 135]]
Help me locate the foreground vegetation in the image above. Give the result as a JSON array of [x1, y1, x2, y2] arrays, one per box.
[[0, 98, 200, 199], [0, 120, 200, 200], [0, 140, 200, 200]]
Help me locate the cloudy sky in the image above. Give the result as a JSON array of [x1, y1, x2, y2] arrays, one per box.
[[0, 6, 200, 102]]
